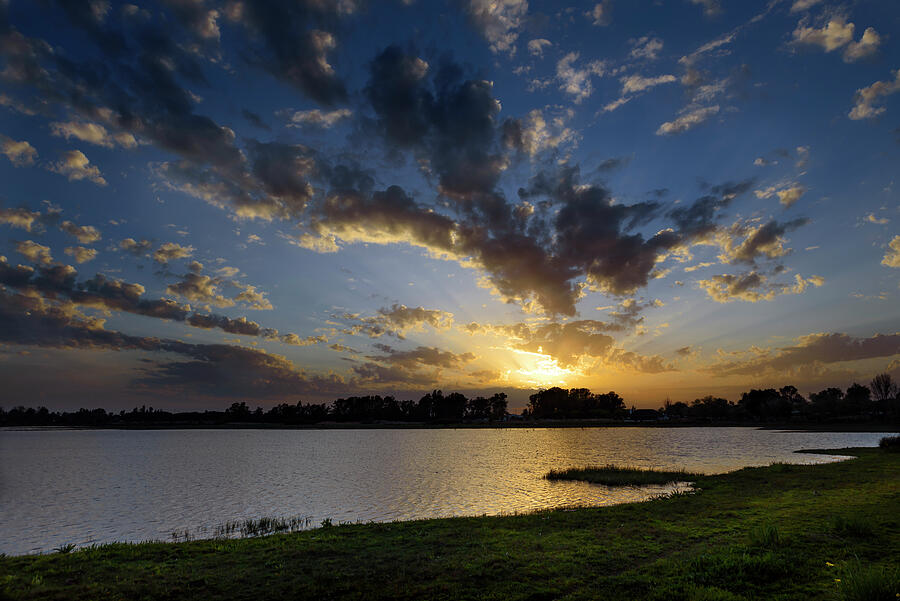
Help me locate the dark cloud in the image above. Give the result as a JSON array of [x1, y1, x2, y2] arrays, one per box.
[[241, 108, 271, 131], [703, 332, 900, 376], [229, 1, 350, 106], [368, 343, 475, 369], [720, 218, 808, 265]]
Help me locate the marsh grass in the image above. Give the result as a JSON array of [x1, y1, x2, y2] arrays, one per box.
[[837, 559, 899, 601], [213, 516, 312, 538], [545, 464, 702, 486]]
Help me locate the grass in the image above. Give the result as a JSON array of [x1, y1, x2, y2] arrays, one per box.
[[0, 447, 898, 600], [545, 463, 703, 486]]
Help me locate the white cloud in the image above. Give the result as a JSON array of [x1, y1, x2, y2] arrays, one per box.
[[629, 36, 663, 60], [790, 0, 822, 12], [587, 1, 611, 26], [467, 0, 528, 55], [883, 235, 900, 268], [792, 17, 881, 63], [865, 214, 889, 225], [50, 121, 137, 148], [849, 70, 900, 120], [527, 38, 551, 57], [283, 108, 353, 128], [48, 150, 107, 186], [0, 134, 38, 166], [656, 105, 719, 135], [15, 240, 53, 265], [64, 246, 98, 264], [690, 0, 721, 17], [620, 73, 676, 94], [556, 52, 606, 103]]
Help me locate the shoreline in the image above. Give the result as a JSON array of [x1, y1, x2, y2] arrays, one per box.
[[3, 420, 897, 432], [2, 446, 897, 599]]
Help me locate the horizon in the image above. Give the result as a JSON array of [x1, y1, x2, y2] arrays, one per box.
[[1, 0, 899, 411]]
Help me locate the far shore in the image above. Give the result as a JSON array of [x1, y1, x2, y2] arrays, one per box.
[[3, 419, 897, 432]]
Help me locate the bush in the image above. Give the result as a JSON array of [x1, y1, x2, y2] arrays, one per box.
[[878, 436, 900, 452]]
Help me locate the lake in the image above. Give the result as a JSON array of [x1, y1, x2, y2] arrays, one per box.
[[0, 427, 892, 555]]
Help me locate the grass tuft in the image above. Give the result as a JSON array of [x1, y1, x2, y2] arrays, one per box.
[[830, 514, 875, 538], [837, 560, 899, 601], [748, 523, 784, 548], [545, 464, 702, 486]]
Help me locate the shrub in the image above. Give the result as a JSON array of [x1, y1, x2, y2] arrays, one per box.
[[878, 436, 900, 452]]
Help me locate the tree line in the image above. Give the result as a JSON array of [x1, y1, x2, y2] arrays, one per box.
[[1, 374, 897, 427]]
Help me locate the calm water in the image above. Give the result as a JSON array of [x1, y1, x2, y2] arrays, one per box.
[[0, 427, 892, 555]]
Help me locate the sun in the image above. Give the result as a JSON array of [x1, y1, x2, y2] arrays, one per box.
[[509, 347, 578, 388]]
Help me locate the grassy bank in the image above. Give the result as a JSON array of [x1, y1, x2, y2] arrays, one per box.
[[1, 448, 898, 600], [545, 465, 703, 486]]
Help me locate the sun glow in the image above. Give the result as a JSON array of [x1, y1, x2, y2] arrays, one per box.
[[509, 347, 578, 388]]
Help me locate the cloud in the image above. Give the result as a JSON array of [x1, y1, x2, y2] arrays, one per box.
[[0, 258, 318, 347], [50, 121, 137, 148], [629, 36, 663, 60], [501, 109, 576, 156], [690, 0, 721, 17], [882, 235, 900, 268], [227, 2, 350, 105], [233, 283, 274, 310], [849, 70, 900, 120], [587, 1, 612, 26], [49, 150, 107, 186], [791, 17, 881, 63], [59, 220, 102, 243], [755, 184, 806, 208], [0, 134, 37, 166], [865, 214, 888, 225], [367, 343, 475, 369], [621, 73, 676, 94], [527, 38, 551, 57], [0, 206, 41, 231], [790, 0, 822, 12], [166, 272, 234, 307], [703, 332, 900, 376], [715, 218, 808, 265], [698, 271, 824, 303], [466, 0, 528, 55], [152, 242, 194, 264], [336, 303, 454, 339], [283, 108, 353, 128], [119, 238, 153, 256], [241, 109, 270, 131], [64, 246, 98, 263], [656, 105, 719, 135], [15, 240, 53, 265], [557, 52, 606, 103]]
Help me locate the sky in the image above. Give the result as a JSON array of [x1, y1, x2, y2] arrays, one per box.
[[0, 0, 898, 411]]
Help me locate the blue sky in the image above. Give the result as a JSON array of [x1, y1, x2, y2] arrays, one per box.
[[0, 0, 898, 410]]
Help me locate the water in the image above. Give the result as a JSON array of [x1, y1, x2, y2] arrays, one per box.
[[0, 427, 891, 555]]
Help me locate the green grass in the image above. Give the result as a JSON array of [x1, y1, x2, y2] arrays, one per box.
[[545, 464, 703, 486], [1, 447, 898, 600]]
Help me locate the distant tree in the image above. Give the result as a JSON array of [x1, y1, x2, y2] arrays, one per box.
[[843, 383, 871, 415], [809, 387, 844, 418], [489, 392, 508, 421], [225, 401, 251, 421], [739, 389, 785, 420], [779, 385, 808, 416], [870, 373, 897, 404]]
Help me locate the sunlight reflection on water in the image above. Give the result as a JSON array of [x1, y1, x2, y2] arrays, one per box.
[[0, 427, 891, 554]]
